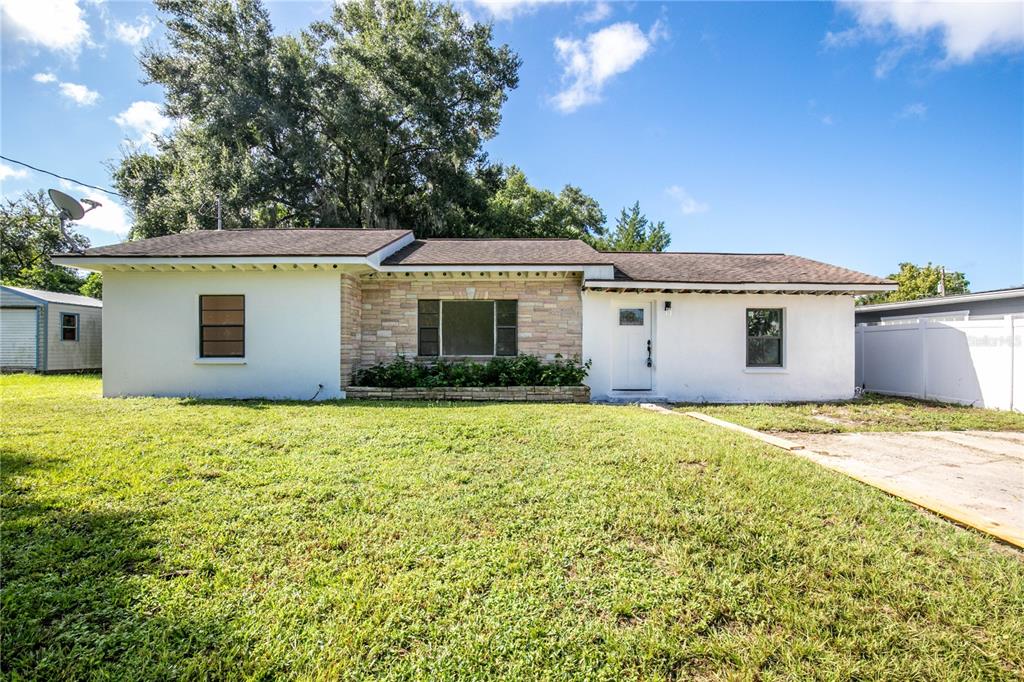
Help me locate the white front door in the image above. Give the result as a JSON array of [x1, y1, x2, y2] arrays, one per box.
[[612, 304, 653, 390]]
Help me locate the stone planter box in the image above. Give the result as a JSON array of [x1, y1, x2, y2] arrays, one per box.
[[345, 385, 590, 403]]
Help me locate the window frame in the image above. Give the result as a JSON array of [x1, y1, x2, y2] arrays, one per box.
[[417, 299, 518, 358], [745, 308, 784, 368], [199, 295, 246, 359], [60, 312, 79, 342]]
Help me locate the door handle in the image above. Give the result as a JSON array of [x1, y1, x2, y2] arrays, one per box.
[[646, 339, 652, 368]]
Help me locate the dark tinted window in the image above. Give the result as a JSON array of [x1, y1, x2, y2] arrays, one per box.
[[495, 300, 517, 356], [418, 300, 440, 356], [61, 313, 78, 341], [441, 301, 494, 356]]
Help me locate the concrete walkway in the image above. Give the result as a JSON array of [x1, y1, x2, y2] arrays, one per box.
[[783, 430, 1024, 543]]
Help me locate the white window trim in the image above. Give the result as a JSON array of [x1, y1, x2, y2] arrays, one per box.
[[745, 307, 786, 370]]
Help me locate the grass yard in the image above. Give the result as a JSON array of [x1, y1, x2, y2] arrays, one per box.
[[2, 375, 1022, 680], [678, 393, 1024, 434]]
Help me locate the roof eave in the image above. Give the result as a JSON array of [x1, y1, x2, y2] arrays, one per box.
[[855, 287, 1024, 312], [583, 280, 897, 294]]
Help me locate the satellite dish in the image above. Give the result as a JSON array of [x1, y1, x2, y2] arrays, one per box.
[[48, 189, 86, 220], [47, 188, 101, 254]]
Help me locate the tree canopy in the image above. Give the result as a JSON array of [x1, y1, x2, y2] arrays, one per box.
[[593, 202, 671, 252], [0, 191, 93, 295], [859, 262, 969, 305], [115, 0, 522, 237], [111, 0, 668, 251]]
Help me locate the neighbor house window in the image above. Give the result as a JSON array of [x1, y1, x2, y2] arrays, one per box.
[[61, 313, 78, 341], [418, 300, 517, 357], [200, 295, 245, 357], [746, 308, 783, 367]]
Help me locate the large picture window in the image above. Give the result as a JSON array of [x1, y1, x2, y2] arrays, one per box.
[[200, 295, 245, 358], [746, 308, 783, 367], [418, 300, 517, 357]]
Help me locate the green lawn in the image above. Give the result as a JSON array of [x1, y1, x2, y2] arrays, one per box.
[[2, 375, 1022, 680], [678, 393, 1024, 434]]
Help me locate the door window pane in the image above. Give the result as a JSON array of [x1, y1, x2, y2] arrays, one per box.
[[619, 308, 644, 326]]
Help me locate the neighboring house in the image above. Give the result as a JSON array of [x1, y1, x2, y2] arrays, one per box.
[[54, 229, 893, 402], [855, 287, 1024, 324], [0, 285, 102, 373]]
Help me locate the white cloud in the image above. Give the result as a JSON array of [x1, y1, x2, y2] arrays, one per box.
[[59, 184, 131, 236], [77, 194, 131, 236], [58, 81, 100, 106], [1, 0, 91, 55], [580, 1, 611, 23], [472, 0, 562, 21], [551, 21, 664, 113], [896, 102, 928, 120], [112, 15, 153, 46], [820, 114, 835, 126], [665, 186, 709, 215], [30, 71, 101, 106], [112, 100, 173, 145], [0, 163, 30, 182], [829, 1, 1024, 69]]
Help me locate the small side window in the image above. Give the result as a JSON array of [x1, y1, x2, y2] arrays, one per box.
[[61, 313, 78, 341], [746, 308, 783, 367]]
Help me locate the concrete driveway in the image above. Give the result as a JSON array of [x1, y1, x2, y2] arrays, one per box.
[[783, 430, 1024, 542]]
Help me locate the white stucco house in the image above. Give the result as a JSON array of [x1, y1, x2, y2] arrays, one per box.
[[54, 229, 893, 402], [0, 285, 102, 373]]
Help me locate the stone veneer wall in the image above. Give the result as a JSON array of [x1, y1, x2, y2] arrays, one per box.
[[352, 274, 583, 377], [339, 273, 362, 386]]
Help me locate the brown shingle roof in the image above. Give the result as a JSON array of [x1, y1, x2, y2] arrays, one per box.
[[69, 229, 412, 257], [607, 252, 891, 285], [382, 239, 611, 266]]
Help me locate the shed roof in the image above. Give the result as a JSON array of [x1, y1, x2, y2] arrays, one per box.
[[0, 285, 102, 308]]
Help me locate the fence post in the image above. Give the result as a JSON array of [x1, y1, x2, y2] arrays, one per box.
[[919, 318, 929, 400], [1007, 315, 1015, 412]]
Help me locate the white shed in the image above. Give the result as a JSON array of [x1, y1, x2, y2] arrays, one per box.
[[0, 285, 102, 372]]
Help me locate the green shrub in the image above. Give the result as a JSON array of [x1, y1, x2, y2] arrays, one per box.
[[351, 355, 590, 388]]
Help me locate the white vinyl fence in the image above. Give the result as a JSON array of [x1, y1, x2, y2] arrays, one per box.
[[855, 315, 1023, 412]]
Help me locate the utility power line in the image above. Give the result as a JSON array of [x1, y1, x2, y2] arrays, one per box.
[[0, 155, 124, 198]]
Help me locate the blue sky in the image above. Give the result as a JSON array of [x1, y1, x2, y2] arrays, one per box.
[[2, 1, 1022, 291]]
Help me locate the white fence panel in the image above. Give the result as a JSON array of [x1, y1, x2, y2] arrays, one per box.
[[860, 324, 924, 397], [855, 315, 1021, 412], [1015, 320, 1024, 411]]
